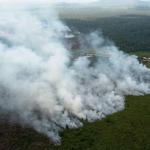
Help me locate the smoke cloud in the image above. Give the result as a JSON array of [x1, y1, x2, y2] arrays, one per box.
[[0, 5, 150, 144]]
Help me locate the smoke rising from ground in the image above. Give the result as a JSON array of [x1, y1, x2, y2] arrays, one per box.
[[0, 6, 150, 143]]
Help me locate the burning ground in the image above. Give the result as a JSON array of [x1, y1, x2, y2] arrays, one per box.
[[0, 5, 150, 145]]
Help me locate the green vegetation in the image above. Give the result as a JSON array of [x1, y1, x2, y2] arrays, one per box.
[[1, 16, 150, 150], [1, 94, 150, 150], [129, 51, 150, 68], [129, 51, 150, 57], [0, 50, 150, 150], [54, 95, 150, 150], [64, 15, 150, 52], [1, 51, 150, 150]]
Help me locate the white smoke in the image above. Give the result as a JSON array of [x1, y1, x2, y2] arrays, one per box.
[[0, 6, 150, 144]]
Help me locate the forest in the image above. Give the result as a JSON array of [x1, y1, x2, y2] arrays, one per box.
[[63, 15, 150, 52]]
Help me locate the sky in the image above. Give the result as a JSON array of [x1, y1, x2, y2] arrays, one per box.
[[0, 0, 150, 10], [0, 0, 149, 5], [0, 0, 98, 4]]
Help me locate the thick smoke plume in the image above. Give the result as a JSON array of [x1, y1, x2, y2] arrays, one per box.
[[0, 6, 150, 143]]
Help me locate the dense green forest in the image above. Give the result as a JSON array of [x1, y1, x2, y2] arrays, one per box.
[[63, 15, 150, 52]]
